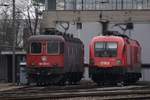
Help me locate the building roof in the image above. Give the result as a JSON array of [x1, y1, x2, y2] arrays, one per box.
[[0, 51, 26, 55]]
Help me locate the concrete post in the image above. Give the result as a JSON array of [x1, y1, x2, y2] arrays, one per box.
[[12, 0, 16, 84]]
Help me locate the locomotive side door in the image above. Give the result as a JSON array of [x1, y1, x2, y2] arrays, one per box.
[[126, 44, 131, 66], [64, 42, 70, 72]]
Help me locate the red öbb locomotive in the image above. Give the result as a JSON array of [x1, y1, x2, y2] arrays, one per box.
[[89, 31, 141, 85], [27, 29, 84, 85]]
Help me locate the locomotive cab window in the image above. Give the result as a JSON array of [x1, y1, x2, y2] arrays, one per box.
[[47, 41, 64, 54], [95, 42, 117, 57], [47, 41, 59, 54], [31, 42, 42, 54], [107, 43, 117, 57]]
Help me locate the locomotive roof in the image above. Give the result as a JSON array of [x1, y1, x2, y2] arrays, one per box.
[[28, 35, 65, 42], [91, 35, 140, 46], [92, 35, 125, 42], [28, 35, 82, 43]]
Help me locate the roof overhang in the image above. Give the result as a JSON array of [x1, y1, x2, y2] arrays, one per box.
[[41, 10, 150, 29], [1, 51, 26, 55]]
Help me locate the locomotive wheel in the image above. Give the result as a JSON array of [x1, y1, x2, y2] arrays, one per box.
[[67, 72, 82, 85], [91, 73, 101, 85], [55, 75, 66, 86], [117, 81, 124, 87], [123, 73, 140, 85], [26, 79, 31, 86], [36, 82, 42, 86], [46, 74, 67, 86], [97, 82, 104, 86]]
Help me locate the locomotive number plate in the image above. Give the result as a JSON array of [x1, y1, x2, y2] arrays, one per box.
[[100, 61, 110, 66], [39, 62, 50, 66]]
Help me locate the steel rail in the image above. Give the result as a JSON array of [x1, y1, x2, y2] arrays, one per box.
[[0, 86, 150, 100]]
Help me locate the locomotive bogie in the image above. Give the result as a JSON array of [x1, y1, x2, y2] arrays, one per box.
[[89, 67, 126, 84], [27, 67, 64, 84]]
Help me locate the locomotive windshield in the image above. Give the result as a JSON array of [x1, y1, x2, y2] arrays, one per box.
[[47, 41, 59, 54], [31, 42, 42, 54], [95, 42, 117, 57], [47, 41, 64, 54]]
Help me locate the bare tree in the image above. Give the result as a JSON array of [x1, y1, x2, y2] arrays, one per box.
[[23, 0, 44, 35], [0, 7, 11, 45], [20, 0, 44, 49], [0, 0, 45, 49], [0, 1, 25, 49]]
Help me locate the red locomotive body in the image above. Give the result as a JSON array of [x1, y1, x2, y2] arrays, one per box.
[[27, 33, 84, 85], [89, 33, 141, 85], [27, 35, 65, 68]]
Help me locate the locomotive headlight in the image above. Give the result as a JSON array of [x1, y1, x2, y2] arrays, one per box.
[[117, 59, 122, 65], [41, 56, 47, 62], [31, 62, 35, 66], [37, 72, 40, 75], [90, 58, 94, 65], [47, 72, 51, 75]]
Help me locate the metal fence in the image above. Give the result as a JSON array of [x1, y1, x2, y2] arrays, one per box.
[[56, 0, 150, 10]]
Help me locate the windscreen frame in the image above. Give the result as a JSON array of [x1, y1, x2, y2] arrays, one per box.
[[94, 42, 118, 57], [30, 42, 42, 54]]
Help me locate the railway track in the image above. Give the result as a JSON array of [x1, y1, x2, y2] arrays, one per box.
[[0, 83, 150, 100]]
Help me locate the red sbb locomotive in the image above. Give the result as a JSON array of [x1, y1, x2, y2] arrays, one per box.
[[89, 31, 142, 85], [27, 29, 84, 85]]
